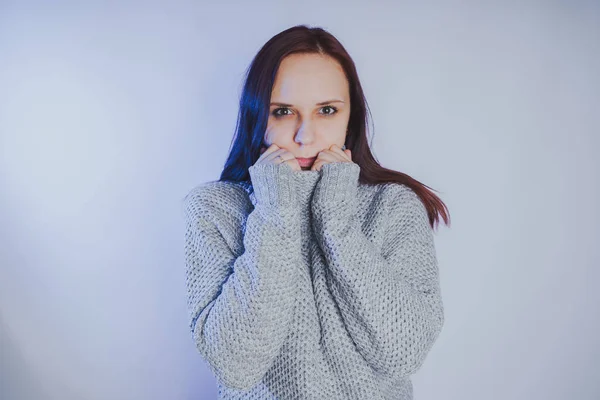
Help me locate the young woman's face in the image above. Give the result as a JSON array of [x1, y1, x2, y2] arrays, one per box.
[[265, 53, 351, 170]]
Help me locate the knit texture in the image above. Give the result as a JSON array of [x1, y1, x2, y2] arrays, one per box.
[[182, 161, 444, 400]]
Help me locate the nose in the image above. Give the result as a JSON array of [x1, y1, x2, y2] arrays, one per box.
[[294, 119, 316, 146]]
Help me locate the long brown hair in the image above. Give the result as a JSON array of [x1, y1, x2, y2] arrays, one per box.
[[219, 24, 450, 231]]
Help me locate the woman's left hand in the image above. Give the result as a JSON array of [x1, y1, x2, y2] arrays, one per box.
[[310, 144, 353, 172]]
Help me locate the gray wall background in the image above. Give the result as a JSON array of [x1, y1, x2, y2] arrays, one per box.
[[1, 1, 598, 399]]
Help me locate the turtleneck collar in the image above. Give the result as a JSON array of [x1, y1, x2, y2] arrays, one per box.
[[245, 169, 321, 211], [290, 169, 321, 208]]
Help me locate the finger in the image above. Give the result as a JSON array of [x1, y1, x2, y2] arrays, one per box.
[[258, 144, 280, 160], [322, 147, 347, 162], [329, 144, 349, 160], [311, 157, 327, 171], [264, 148, 289, 163], [332, 145, 352, 162]]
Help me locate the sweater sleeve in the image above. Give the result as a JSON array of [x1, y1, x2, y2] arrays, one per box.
[[183, 163, 302, 391], [310, 162, 444, 380]]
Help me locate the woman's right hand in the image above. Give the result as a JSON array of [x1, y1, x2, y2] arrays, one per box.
[[256, 144, 301, 172]]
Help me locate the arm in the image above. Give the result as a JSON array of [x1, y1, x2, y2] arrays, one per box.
[[183, 163, 302, 391], [310, 162, 444, 380]]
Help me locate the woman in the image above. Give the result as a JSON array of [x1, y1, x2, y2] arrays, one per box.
[[183, 24, 450, 400]]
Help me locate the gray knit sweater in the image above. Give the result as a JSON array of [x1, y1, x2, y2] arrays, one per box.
[[182, 161, 444, 400]]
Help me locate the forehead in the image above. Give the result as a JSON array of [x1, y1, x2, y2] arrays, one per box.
[[271, 53, 349, 103]]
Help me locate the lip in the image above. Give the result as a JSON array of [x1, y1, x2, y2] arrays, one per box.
[[296, 157, 316, 167]]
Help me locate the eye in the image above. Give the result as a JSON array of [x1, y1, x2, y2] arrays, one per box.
[[271, 106, 339, 118], [320, 105, 338, 116], [272, 107, 292, 118]]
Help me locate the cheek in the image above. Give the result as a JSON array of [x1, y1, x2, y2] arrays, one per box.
[[267, 116, 347, 141], [265, 118, 294, 140], [269, 117, 344, 129], [268, 117, 295, 127], [264, 121, 291, 146], [319, 119, 348, 140], [322, 118, 346, 130]]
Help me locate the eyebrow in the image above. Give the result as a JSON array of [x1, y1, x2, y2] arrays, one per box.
[[270, 99, 345, 107]]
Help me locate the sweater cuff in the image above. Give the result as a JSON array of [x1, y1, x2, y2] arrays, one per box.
[[248, 162, 297, 208], [312, 162, 360, 209]]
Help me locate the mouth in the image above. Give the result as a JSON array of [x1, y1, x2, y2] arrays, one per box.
[[296, 157, 317, 168]]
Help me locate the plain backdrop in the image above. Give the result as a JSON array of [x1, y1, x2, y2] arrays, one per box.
[[1, 1, 599, 399]]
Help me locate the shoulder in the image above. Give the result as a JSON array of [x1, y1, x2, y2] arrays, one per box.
[[181, 180, 252, 222], [362, 182, 423, 209], [356, 182, 425, 223], [376, 183, 429, 223], [381, 184, 434, 240], [383, 183, 424, 207]]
